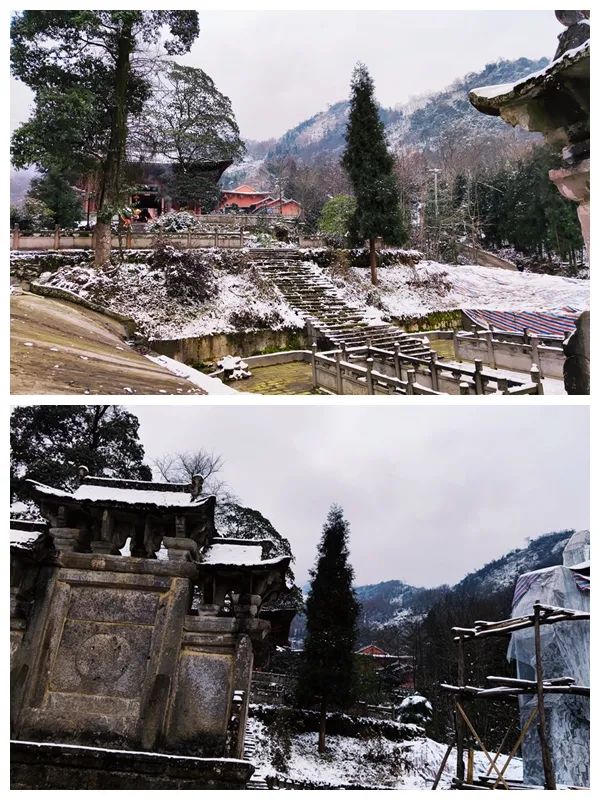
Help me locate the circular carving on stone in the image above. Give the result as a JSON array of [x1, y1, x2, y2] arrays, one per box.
[[76, 633, 131, 682]]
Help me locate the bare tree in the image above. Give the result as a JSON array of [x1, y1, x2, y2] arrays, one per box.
[[153, 449, 237, 503]]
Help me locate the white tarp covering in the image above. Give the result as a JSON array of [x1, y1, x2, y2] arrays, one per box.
[[507, 531, 590, 787]]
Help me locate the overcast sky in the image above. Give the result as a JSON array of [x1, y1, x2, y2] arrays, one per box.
[[128, 404, 589, 589], [10, 10, 562, 141]]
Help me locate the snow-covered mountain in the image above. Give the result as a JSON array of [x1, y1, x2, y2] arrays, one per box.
[[291, 529, 575, 646], [357, 528, 573, 634], [225, 56, 548, 189]]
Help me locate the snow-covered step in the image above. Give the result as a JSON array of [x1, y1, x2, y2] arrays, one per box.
[[255, 249, 436, 359]]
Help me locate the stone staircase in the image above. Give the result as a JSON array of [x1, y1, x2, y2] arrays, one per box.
[[249, 248, 434, 358], [244, 719, 270, 790]]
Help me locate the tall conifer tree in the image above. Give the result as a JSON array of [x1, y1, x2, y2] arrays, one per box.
[[297, 505, 360, 752], [342, 63, 406, 284]]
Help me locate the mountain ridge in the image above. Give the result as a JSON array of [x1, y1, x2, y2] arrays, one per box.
[[223, 56, 549, 189]]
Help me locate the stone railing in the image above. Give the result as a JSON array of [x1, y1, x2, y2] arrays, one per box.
[[311, 345, 439, 396], [312, 342, 543, 396], [452, 329, 565, 380], [11, 225, 245, 251]]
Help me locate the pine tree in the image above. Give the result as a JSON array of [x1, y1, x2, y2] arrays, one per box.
[[297, 505, 360, 752], [342, 63, 406, 285]]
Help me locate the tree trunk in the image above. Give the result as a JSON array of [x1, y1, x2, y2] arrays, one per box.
[[94, 222, 113, 266], [94, 19, 134, 266], [369, 237, 378, 285], [318, 697, 327, 753]]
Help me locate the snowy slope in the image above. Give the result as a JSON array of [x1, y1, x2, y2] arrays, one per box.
[[247, 717, 522, 789], [335, 261, 590, 321]]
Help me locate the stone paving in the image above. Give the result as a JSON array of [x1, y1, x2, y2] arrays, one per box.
[[236, 361, 317, 395]]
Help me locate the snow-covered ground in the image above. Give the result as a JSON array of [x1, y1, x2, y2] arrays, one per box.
[[37, 259, 305, 340], [247, 716, 522, 789], [32, 253, 588, 342], [335, 261, 589, 320]]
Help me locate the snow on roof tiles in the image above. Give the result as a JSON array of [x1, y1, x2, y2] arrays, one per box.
[[28, 480, 213, 510]]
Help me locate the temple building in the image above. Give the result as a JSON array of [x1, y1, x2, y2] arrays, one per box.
[[10, 469, 294, 789], [79, 159, 233, 221], [217, 184, 303, 218]]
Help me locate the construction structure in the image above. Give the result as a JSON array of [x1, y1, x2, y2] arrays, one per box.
[[435, 530, 590, 789], [10, 469, 292, 789]]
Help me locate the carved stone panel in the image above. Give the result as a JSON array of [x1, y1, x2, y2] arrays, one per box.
[[168, 651, 233, 755]]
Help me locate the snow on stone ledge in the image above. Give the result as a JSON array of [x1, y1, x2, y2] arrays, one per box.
[[146, 354, 240, 395], [470, 40, 590, 104], [203, 541, 287, 567]]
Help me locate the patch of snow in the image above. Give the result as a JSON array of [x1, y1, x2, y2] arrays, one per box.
[[336, 261, 588, 320], [146, 354, 239, 395], [246, 718, 522, 789]]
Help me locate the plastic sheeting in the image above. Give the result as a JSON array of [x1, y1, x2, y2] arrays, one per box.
[[507, 532, 590, 788]]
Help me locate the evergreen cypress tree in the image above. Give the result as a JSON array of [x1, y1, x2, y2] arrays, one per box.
[[342, 63, 406, 285], [28, 169, 83, 228], [297, 505, 360, 752]]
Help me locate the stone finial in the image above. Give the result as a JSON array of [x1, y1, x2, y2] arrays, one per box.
[[554, 11, 590, 59], [77, 465, 89, 481], [191, 473, 204, 498], [555, 10, 589, 27]]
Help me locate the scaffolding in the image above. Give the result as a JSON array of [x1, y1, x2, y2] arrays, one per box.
[[433, 602, 590, 790]]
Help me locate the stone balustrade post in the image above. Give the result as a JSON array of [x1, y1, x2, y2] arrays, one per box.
[[530, 335, 543, 378], [453, 330, 460, 361], [474, 359, 484, 394], [340, 342, 347, 362], [430, 352, 439, 391], [406, 369, 416, 395], [366, 358, 374, 394], [393, 342, 401, 379], [530, 365, 544, 395], [335, 351, 343, 395], [459, 381, 470, 395], [311, 342, 318, 389], [485, 330, 496, 369], [497, 377, 509, 394], [523, 327, 530, 345]]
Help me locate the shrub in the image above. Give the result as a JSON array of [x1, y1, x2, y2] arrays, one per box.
[[151, 234, 217, 303], [228, 308, 283, 330], [148, 210, 199, 233]]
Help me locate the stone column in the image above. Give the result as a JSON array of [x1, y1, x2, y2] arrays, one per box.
[[549, 160, 590, 253]]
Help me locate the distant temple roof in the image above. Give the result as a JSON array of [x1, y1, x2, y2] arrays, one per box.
[[221, 184, 271, 196]]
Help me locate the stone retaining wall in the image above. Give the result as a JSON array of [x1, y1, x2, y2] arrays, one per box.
[[152, 329, 309, 364]]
